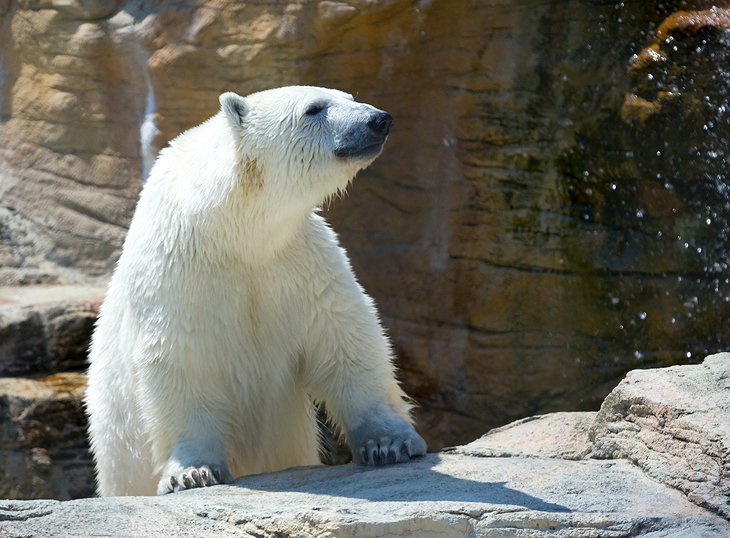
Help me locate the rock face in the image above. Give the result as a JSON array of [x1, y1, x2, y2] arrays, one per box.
[[591, 353, 730, 520], [0, 285, 104, 500], [0, 373, 94, 501], [2, 0, 730, 449], [0, 286, 103, 376]]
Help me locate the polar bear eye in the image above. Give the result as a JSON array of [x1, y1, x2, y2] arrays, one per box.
[[305, 103, 325, 117]]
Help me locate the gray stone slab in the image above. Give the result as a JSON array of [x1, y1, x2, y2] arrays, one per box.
[[591, 353, 730, 520], [0, 452, 726, 537]]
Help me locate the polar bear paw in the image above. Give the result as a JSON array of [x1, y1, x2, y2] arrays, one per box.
[[348, 413, 427, 466], [156, 465, 232, 495], [354, 433, 427, 465]]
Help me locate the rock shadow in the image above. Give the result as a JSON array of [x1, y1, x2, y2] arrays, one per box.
[[228, 454, 571, 513]]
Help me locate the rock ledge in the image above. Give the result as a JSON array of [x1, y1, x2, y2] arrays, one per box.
[[1, 354, 729, 537]]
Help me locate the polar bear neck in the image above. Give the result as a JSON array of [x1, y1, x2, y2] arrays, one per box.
[[139, 114, 328, 266]]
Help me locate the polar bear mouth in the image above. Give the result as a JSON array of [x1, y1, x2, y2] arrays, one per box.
[[334, 141, 384, 160]]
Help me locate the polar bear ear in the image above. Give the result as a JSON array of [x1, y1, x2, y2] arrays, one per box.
[[219, 92, 248, 128]]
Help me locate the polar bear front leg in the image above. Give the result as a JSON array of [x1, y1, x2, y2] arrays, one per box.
[[135, 360, 233, 495], [303, 288, 427, 466], [304, 335, 427, 466], [156, 433, 233, 495]]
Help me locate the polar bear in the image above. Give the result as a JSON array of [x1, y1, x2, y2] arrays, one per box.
[[84, 86, 427, 496]]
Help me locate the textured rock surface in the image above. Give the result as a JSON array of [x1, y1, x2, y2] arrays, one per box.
[[454, 412, 596, 461], [2, 0, 730, 449], [590, 352, 730, 520], [0, 285, 104, 376], [0, 5, 145, 276], [0, 372, 95, 500], [0, 285, 102, 500], [1, 452, 728, 537]]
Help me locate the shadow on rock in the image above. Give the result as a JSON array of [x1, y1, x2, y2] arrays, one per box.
[[229, 454, 570, 513]]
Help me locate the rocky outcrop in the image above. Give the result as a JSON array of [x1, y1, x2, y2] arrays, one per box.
[[0, 285, 103, 500], [1, 353, 728, 538], [1, 368, 729, 535], [2, 0, 729, 449], [0, 373, 94, 501], [591, 353, 730, 520], [0, 286, 103, 376]]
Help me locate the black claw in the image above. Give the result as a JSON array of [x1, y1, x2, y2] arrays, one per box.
[[170, 475, 178, 487], [360, 447, 368, 464], [212, 467, 221, 482], [387, 449, 397, 464], [182, 473, 191, 488], [201, 469, 209, 483], [191, 469, 200, 485], [372, 449, 379, 465]]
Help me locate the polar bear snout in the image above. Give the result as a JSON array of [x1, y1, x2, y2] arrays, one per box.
[[334, 108, 393, 160], [367, 110, 393, 137]]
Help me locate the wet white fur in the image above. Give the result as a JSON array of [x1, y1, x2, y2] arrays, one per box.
[[85, 87, 423, 496]]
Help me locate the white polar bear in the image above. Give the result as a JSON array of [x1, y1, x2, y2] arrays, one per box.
[[85, 86, 427, 496]]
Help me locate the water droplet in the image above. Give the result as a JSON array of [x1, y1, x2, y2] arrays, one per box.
[[634, 350, 644, 359], [639, 311, 647, 320], [706, 218, 712, 225], [636, 209, 645, 218], [610, 183, 617, 190], [686, 351, 692, 359]]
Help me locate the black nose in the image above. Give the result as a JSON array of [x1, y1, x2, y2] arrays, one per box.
[[368, 111, 393, 136]]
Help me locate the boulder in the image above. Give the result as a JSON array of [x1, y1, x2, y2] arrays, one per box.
[[590, 353, 730, 520]]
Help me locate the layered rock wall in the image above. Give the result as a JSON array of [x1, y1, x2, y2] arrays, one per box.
[[1, 1, 729, 449]]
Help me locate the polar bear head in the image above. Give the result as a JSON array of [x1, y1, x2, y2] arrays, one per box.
[[218, 86, 393, 207]]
